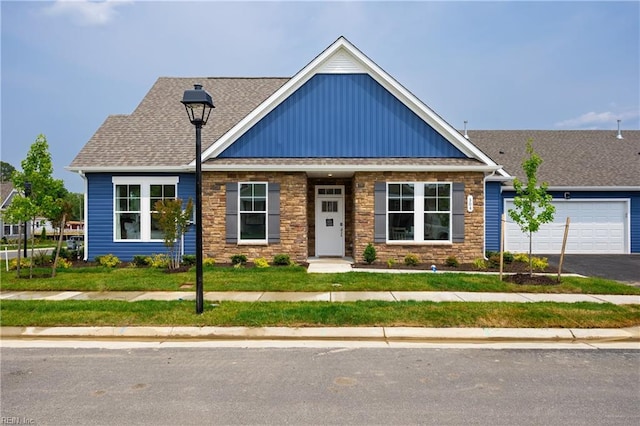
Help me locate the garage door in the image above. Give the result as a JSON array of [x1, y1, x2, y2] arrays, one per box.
[[504, 200, 628, 254]]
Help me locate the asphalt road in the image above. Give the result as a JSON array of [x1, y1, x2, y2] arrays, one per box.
[[2, 347, 638, 425]]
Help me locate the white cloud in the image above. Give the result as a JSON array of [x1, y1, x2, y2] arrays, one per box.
[[555, 110, 640, 129], [44, 0, 132, 26]]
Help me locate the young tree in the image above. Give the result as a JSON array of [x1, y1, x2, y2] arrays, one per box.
[[508, 139, 555, 276], [1, 161, 16, 182], [154, 198, 194, 270], [9, 135, 66, 278]]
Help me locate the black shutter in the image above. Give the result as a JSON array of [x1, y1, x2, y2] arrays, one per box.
[[225, 183, 238, 243], [452, 182, 465, 243], [268, 183, 280, 243], [374, 182, 386, 243]]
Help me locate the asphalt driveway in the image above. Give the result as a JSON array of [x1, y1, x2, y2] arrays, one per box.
[[545, 254, 640, 285]]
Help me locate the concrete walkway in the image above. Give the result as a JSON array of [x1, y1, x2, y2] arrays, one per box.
[[1, 290, 639, 304]]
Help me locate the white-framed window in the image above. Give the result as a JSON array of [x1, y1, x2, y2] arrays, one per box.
[[387, 182, 452, 242], [112, 177, 179, 241], [239, 182, 267, 243]]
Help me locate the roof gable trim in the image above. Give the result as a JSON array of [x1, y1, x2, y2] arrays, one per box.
[[196, 37, 504, 173]]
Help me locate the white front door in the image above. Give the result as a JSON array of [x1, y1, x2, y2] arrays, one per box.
[[315, 186, 345, 257]]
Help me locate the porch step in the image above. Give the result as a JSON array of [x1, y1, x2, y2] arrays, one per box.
[[307, 258, 354, 273]]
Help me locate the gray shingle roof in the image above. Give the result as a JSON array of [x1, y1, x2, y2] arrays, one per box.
[[1, 182, 15, 208], [468, 130, 640, 187], [70, 77, 640, 189], [69, 77, 289, 168]]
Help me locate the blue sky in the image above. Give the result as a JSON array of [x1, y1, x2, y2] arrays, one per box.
[[2, 0, 639, 193]]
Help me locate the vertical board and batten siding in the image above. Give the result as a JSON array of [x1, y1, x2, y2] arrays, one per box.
[[484, 181, 503, 252], [219, 74, 466, 159], [86, 173, 196, 261], [491, 190, 640, 254]]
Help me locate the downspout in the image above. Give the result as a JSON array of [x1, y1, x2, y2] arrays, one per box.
[[79, 170, 88, 261]]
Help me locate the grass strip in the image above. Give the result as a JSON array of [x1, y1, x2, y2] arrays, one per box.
[[1, 300, 639, 329], [1, 266, 639, 295]]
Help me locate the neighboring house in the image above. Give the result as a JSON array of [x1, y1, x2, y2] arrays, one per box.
[[32, 219, 84, 238], [68, 37, 639, 262], [472, 130, 640, 255], [0, 182, 24, 240]]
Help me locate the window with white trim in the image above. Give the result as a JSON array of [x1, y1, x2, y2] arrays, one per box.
[[113, 177, 179, 241], [239, 182, 267, 242], [387, 182, 452, 242]]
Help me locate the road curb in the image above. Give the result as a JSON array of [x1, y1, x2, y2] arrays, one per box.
[[2, 326, 639, 343]]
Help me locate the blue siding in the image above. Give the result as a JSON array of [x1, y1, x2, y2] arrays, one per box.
[[219, 74, 466, 158], [86, 173, 196, 262], [484, 181, 503, 252], [498, 190, 640, 254]]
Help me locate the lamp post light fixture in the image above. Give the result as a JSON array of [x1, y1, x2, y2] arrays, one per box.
[[23, 182, 32, 258], [181, 84, 214, 314]]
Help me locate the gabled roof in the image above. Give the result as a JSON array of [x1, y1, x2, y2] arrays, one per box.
[[1, 182, 16, 209], [199, 36, 501, 171], [469, 130, 640, 188], [68, 78, 289, 170]]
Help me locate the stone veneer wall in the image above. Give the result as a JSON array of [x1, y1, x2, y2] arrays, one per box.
[[202, 171, 308, 263], [353, 172, 486, 264]]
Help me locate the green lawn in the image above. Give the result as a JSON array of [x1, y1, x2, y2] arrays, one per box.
[[2, 299, 639, 329], [1, 264, 639, 295]]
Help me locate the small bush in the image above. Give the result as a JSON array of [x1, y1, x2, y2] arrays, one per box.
[[513, 253, 530, 263], [149, 254, 169, 269], [404, 253, 420, 266], [231, 254, 247, 265], [472, 258, 488, 270], [203, 258, 216, 268], [32, 252, 52, 267], [53, 247, 75, 261], [488, 254, 501, 269], [531, 256, 548, 271], [95, 254, 121, 268], [273, 254, 291, 266], [56, 258, 72, 269], [9, 258, 30, 270], [132, 255, 150, 267], [445, 256, 459, 267], [386, 258, 396, 268], [363, 243, 377, 264], [182, 254, 196, 266], [254, 257, 270, 268], [503, 251, 514, 264]]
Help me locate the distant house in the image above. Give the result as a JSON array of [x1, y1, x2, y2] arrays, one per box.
[[1, 182, 24, 240], [68, 37, 639, 262]]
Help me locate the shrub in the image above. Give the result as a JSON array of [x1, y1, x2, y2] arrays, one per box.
[[404, 253, 420, 266], [182, 254, 196, 266], [254, 257, 270, 268], [503, 251, 514, 264], [472, 258, 488, 270], [149, 253, 169, 269], [531, 256, 548, 271], [9, 258, 30, 270], [488, 254, 501, 269], [231, 254, 247, 265], [132, 255, 150, 267], [56, 258, 72, 269], [363, 243, 377, 264], [386, 258, 396, 268], [273, 254, 291, 266], [32, 252, 52, 267], [95, 254, 121, 268], [513, 253, 530, 263], [203, 258, 216, 268], [53, 247, 75, 261], [445, 256, 459, 267]]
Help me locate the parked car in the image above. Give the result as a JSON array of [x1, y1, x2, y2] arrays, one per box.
[[66, 235, 84, 251]]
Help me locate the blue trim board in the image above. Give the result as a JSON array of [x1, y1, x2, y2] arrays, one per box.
[[219, 74, 466, 159]]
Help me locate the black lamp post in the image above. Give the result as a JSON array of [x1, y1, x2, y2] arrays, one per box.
[[23, 182, 32, 257], [181, 84, 214, 314]]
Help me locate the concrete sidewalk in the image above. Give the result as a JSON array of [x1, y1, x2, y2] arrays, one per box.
[[1, 290, 639, 305]]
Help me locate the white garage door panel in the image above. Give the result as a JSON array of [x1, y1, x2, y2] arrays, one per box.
[[505, 200, 627, 254]]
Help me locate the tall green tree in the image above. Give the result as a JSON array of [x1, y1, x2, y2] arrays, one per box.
[[5, 134, 66, 277], [508, 139, 555, 276], [1, 161, 16, 182]]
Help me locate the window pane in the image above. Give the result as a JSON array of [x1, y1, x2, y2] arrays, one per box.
[[401, 199, 414, 211], [438, 184, 451, 196], [117, 213, 140, 240], [388, 213, 414, 240], [424, 213, 450, 240], [150, 213, 163, 240], [388, 199, 400, 211], [129, 198, 140, 212], [129, 185, 140, 198], [164, 185, 175, 198], [117, 185, 128, 197], [240, 199, 253, 211], [254, 199, 266, 212], [240, 213, 266, 240], [424, 198, 436, 211], [438, 197, 450, 212], [388, 184, 400, 196], [150, 185, 162, 198], [118, 198, 128, 211], [253, 184, 266, 197], [402, 184, 414, 195], [424, 184, 437, 197], [240, 184, 253, 197]]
